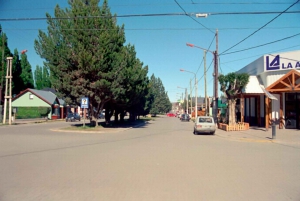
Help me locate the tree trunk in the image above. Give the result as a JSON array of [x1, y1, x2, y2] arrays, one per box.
[[228, 99, 236, 126], [120, 111, 125, 123], [114, 110, 119, 124]]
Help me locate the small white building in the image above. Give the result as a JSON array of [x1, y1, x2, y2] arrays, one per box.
[[236, 50, 300, 129]]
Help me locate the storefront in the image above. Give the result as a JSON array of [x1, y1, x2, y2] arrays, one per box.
[[236, 50, 300, 129]]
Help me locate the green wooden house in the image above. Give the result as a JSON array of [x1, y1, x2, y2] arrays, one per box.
[[12, 88, 66, 119]]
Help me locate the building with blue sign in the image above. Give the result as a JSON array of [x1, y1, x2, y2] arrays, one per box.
[[236, 50, 300, 129]]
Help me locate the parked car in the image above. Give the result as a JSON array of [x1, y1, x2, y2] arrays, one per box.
[[98, 111, 105, 119], [194, 116, 216, 135], [66, 113, 81, 122], [167, 113, 176, 117], [180, 114, 190, 122]]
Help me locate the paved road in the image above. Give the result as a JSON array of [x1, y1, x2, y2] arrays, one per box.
[[0, 117, 299, 201]]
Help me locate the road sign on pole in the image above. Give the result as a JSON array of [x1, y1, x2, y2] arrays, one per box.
[[81, 97, 89, 109]]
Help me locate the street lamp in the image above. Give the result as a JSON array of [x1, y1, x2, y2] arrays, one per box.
[[186, 35, 219, 122], [177, 86, 188, 114], [180, 69, 197, 119]]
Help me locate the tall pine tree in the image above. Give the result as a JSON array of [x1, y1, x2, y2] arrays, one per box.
[[34, 0, 126, 126], [34, 65, 43, 90], [20, 53, 34, 91]]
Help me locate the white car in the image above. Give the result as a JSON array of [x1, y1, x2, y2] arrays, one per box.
[[194, 116, 216, 135]]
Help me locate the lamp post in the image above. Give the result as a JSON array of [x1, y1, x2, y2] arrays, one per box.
[[186, 33, 219, 121], [180, 69, 197, 120], [177, 86, 188, 114]]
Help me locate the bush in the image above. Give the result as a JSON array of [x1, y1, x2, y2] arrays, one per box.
[[15, 107, 51, 119]]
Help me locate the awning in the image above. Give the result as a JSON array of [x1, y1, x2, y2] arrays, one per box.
[[260, 85, 278, 100], [243, 76, 264, 94]]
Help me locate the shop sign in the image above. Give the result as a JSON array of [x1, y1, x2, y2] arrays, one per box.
[[266, 55, 300, 71]]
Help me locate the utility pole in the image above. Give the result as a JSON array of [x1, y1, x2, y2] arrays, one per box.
[[203, 50, 208, 116], [185, 88, 188, 114], [214, 29, 219, 122], [190, 79, 192, 115], [0, 34, 5, 122], [3, 57, 13, 125]]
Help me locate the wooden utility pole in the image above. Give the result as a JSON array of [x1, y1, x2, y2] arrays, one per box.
[[190, 79, 192, 115], [214, 29, 219, 122], [0, 34, 5, 121], [204, 50, 207, 116], [3, 57, 13, 125]]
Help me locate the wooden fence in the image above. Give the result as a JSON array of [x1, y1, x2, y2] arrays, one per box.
[[218, 122, 249, 131]]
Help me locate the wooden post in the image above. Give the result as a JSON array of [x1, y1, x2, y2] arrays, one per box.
[[279, 93, 283, 129], [240, 95, 244, 122], [265, 96, 269, 130]]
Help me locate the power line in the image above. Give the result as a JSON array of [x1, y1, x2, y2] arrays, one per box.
[[0, 10, 299, 21], [220, 0, 300, 55], [2, 26, 300, 31], [221, 32, 300, 55], [221, 45, 300, 64], [173, 0, 215, 34], [195, 34, 216, 76], [208, 10, 300, 15], [0, 2, 293, 11]]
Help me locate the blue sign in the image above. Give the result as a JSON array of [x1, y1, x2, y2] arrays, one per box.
[[266, 54, 300, 71], [266, 55, 280, 71], [81, 97, 89, 108]]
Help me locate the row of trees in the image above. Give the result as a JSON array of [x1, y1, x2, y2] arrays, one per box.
[[0, 30, 35, 98], [33, 0, 171, 125]]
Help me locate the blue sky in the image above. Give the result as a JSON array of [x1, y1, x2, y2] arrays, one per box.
[[0, 0, 299, 102]]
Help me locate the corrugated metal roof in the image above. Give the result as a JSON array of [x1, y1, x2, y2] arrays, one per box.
[[243, 76, 264, 94], [29, 89, 57, 104]]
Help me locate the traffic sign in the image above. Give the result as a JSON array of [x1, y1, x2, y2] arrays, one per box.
[[81, 97, 89, 108]]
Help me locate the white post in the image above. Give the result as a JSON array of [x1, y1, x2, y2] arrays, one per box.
[[190, 79, 192, 115], [195, 75, 197, 120], [2, 57, 13, 124]]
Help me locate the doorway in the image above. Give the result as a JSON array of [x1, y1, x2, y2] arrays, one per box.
[[285, 93, 300, 129]]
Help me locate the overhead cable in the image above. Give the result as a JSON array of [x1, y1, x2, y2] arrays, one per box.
[[220, 0, 300, 55], [221, 32, 300, 55], [173, 0, 214, 34]]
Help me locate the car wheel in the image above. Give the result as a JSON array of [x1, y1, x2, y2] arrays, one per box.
[[211, 131, 215, 135]]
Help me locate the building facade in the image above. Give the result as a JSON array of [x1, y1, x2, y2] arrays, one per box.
[[236, 50, 300, 129]]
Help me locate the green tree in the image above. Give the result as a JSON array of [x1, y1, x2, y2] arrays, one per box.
[[12, 49, 22, 95], [0, 26, 12, 103], [34, 65, 43, 90], [218, 72, 249, 125], [42, 66, 51, 88], [34, 65, 51, 90], [20, 53, 34, 91], [34, 0, 126, 126], [107, 44, 149, 123], [149, 74, 171, 115]]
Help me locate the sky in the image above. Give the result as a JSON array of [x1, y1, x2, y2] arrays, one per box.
[[0, 0, 299, 103]]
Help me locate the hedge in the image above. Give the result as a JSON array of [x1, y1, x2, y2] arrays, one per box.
[[14, 107, 51, 119]]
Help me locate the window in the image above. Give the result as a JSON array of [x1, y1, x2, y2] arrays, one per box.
[[29, 94, 33, 99]]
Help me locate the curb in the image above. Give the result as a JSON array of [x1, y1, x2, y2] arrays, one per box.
[[50, 122, 147, 134]]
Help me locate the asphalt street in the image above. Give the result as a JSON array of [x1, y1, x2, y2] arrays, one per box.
[[0, 117, 299, 201]]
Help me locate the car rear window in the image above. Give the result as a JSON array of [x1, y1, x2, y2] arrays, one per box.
[[199, 117, 212, 123]]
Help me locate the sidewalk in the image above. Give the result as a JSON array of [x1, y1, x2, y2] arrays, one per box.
[[215, 126, 300, 148]]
